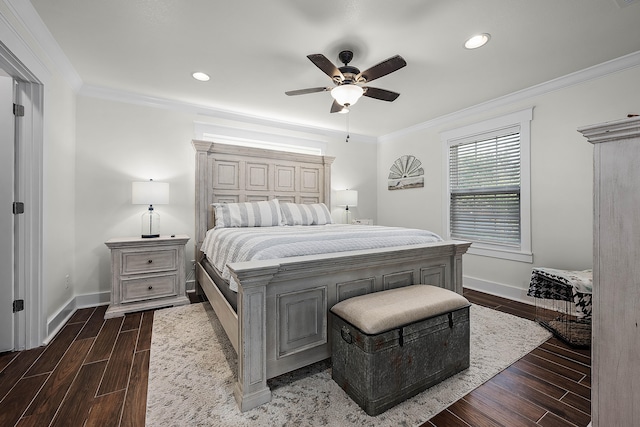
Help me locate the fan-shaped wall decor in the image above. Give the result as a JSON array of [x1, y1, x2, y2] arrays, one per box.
[[388, 155, 424, 190]]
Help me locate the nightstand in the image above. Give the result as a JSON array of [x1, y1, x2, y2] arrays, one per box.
[[104, 235, 190, 318]]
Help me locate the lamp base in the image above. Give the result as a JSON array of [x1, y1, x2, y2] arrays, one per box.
[[344, 208, 352, 225], [141, 206, 161, 238]]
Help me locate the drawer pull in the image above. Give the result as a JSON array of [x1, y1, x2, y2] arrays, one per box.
[[148, 259, 153, 264], [148, 286, 153, 290]]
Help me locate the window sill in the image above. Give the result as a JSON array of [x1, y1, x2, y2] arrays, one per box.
[[467, 244, 533, 263]]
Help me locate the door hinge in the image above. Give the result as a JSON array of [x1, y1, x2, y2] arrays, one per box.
[[13, 103, 24, 117], [13, 299, 24, 313], [13, 202, 24, 215]]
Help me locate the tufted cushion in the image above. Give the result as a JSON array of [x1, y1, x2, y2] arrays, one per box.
[[330, 285, 470, 335]]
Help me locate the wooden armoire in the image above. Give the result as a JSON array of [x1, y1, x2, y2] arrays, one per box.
[[578, 116, 640, 427]]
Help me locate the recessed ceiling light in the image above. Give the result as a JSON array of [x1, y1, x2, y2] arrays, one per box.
[[192, 72, 210, 82], [464, 33, 491, 49]]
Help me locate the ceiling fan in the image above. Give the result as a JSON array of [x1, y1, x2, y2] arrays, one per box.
[[285, 50, 407, 113]]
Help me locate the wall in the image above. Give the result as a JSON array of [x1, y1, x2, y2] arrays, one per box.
[[74, 96, 379, 297], [326, 136, 377, 224], [377, 65, 640, 301], [42, 72, 77, 316]]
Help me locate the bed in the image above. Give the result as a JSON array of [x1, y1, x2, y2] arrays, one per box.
[[192, 140, 471, 411]]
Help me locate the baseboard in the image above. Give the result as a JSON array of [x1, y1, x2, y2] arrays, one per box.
[[75, 291, 111, 308], [463, 276, 535, 306], [45, 297, 76, 345], [45, 291, 110, 345], [186, 279, 196, 293]]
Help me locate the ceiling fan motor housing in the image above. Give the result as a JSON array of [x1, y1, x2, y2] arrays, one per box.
[[338, 50, 354, 65]]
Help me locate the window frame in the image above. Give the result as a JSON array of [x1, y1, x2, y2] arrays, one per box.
[[441, 108, 533, 263]]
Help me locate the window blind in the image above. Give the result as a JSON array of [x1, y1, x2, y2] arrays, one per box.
[[449, 131, 521, 247]]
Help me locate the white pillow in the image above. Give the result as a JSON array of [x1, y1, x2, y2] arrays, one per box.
[[280, 202, 333, 226], [213, 199, 282, 228]]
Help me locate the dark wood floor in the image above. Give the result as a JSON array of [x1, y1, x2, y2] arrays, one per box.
[[0, 289, 591, 427], [424, 289, 591, 427]]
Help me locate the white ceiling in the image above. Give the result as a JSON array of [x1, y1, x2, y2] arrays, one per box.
[[30, 0, 640, 137]]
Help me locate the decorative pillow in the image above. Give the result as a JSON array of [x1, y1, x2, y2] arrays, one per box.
[[280, 202, 333, 226], [213, 199, 282, 228]]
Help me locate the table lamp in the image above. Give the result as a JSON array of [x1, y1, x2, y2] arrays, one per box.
[[336, 189, 358, 224], [132, 179, 169, 238]]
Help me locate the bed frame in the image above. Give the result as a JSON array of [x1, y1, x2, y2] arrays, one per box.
[[192, 140, 471, 412]]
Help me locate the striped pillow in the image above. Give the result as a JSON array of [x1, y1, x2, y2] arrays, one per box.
[[213, 199, 282, 228], [280, 203, 333, 226]]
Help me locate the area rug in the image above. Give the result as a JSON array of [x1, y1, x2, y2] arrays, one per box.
[[146, 302, 551, 426]]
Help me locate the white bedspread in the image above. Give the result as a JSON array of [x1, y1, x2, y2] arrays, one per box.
[[201, 224, 443, 292]]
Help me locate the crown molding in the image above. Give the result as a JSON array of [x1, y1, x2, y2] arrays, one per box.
[[0, 2, 49, 82], [379, 49, 640, 143], [4, 0, 82, 91], [79, 84, 378, 144], [578, 115, 640, 144]]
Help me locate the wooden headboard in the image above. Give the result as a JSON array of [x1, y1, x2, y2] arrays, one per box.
[[192, 140, 335, 252]]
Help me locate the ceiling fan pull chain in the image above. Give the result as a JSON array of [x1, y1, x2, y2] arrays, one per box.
[[345, 111, 350, 143]]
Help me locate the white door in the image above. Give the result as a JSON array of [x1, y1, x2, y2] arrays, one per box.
[[0, 74, 15, 352]]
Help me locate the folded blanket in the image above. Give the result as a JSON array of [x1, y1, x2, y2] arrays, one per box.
[[531, 268, 592, 294], [527, 267, 592, 319]]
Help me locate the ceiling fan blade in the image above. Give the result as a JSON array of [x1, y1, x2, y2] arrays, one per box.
[[357, 55, 406, 83], [330, 100, 345, 113], [307, 54, 344, 81], [285, 87, 331, 96], [363, 87, 400, 102]]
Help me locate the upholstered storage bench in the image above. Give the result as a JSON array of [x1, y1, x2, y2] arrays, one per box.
[[330, 285, 471, 416]]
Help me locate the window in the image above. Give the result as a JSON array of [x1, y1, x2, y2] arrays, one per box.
[[449, 130, 521, 246], [442, 108, 533, 262]]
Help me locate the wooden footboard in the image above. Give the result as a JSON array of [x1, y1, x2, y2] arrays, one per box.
[[197, 240, 470, 411]]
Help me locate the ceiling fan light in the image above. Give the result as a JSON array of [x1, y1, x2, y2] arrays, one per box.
[[331, 84, 364, 106], [464, 33, 491, 49]]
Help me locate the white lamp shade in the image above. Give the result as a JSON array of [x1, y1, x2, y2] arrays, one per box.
[[331, 84, 364, 106], [132, 181, 170, 205], [336, 189, 358, 207]]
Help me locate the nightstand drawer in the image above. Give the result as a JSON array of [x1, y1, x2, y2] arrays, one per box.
[[122, 249, 177, 274], [121, 274, 177, 303]]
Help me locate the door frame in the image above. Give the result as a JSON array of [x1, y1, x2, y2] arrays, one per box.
[[0, 72, 15, 352], [0, 40, 45, 350]]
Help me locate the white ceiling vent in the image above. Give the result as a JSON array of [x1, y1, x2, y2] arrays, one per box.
[[615, 0, 639, 8]]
